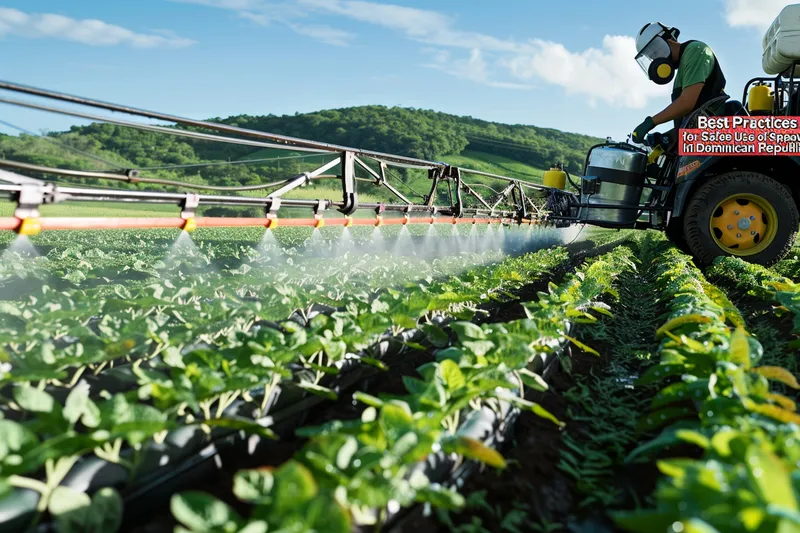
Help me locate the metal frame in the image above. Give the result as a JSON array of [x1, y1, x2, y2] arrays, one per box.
[[0, 80, 569, 231]]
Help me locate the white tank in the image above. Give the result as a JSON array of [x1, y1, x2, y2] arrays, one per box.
[[763, 4, 800, 75]]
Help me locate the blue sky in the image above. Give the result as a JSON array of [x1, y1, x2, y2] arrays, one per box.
[[0, 0, 790, 145]]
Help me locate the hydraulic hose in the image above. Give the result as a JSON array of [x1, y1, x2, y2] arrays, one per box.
[[565, 169, 581, 192]]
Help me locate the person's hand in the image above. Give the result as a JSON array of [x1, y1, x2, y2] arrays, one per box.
[[631, 117, 655, 144]]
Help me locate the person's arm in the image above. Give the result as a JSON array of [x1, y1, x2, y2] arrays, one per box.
[[652, 82, 704, 125]]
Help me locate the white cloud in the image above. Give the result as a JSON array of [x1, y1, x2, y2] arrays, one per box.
[[171, 0, 354, 46], [286, 22, 353, 46], [504, 35, 669, 108], [0, 8, 195, 48], [297, 0, 527, 53], [425, 48, 534, 90], [724, 0, 791, 31], [171, 0, 668, 106], [296, 0, 664, 104]]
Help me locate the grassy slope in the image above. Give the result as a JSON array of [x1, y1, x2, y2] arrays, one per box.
[[442, 150, 547, 182]]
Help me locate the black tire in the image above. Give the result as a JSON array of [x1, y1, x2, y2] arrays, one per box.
[[683, 171, 798, 266]]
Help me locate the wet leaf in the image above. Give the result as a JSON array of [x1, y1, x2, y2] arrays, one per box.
[[439, 360, 466, 390], [655, 314, 714, 338], [753, 366, 800, 389], [171, 491, 243, 532], [297, 382, 338, 401], [444, 436, 506, 468], [745, 444, 798, 511], [563, 335, 599, 357], [730, 326, 751, 369]]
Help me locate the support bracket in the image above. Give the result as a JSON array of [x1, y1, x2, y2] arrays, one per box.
[[181, 193, 200, 219], [339, 151, 358, 215], [14, 184, 44, 219], [448, 167, 464, 217]]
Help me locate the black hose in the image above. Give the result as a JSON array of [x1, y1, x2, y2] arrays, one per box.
[[565, 169, 581, 192]]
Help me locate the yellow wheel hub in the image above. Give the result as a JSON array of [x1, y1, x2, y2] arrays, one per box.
[[709, 194, 777, 256]]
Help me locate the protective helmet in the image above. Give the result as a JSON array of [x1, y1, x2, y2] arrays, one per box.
[[635, 22, 680, 85]]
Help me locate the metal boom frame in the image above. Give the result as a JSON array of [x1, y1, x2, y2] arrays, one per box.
[[0, 80, 564, 232]]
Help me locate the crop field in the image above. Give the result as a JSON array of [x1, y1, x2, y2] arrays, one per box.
[[2, 223, 800, 533]]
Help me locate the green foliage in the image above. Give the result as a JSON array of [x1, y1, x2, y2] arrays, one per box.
[[1, 106, 601, 197], [0, 225, 584, 530], [615, 246, 800, 533], [162, 240, 634, 531]]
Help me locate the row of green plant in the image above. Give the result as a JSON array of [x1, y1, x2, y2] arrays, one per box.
[[0, 231, 575, 531], [167, 245, 636, 533], [615, 246, 800, 532], [707, 256, 800, 338]]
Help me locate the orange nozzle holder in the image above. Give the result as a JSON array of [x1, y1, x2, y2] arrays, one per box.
[[452, 217, 458, 225], [375, 215, 384, 227], [402, 215, 410, 225], [182, 217, 197, 233], [265, 216, 278, 229], [344, 216, 354, 228], [17, 217, 41, 236]]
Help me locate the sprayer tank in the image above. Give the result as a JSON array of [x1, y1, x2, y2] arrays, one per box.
[[579, 146, 647, 225]]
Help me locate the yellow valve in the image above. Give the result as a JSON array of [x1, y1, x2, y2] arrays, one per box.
[[648, 145, 665, 165], [266, 217, 279, 229], [314, 216, 325, 229], [375, 215, 384, 227], [344, 216, 354, 227], [182, 217, 197, 233], [17, 217, 41, 236]]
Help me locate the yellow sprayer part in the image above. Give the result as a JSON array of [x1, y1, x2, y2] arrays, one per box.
[[748, 84, 774, 114], [648, 145, 665, 165], [182, 217, 197, 233], [17, 217, 41, 236], [543, 168, 566, 190]]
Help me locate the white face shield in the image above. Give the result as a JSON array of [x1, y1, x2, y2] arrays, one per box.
[[635, 35, 672, 76]]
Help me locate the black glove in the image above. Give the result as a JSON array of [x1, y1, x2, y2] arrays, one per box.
[[631, 117, 655, 144]]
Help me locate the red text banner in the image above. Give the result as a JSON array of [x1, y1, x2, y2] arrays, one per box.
[[678, 116, 800, 156]]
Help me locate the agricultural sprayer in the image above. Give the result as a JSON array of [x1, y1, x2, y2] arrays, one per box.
[[6, 3, 800, 268]]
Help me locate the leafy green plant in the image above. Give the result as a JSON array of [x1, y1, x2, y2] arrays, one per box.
[[166, 244, 635, 531], [615, 247, 800, 533]]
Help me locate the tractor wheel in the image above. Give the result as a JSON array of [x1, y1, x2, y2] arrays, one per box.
[[683, 171, 798, 266]]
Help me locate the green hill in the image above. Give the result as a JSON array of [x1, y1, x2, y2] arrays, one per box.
[[0, 106, 602, 197]]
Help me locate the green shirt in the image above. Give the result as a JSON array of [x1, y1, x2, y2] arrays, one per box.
[[674, 41, 716, 90], [673, 40, 725, 119]]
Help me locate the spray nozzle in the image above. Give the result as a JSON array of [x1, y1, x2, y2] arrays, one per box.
[[182, 217, 197, 233], [16, 217, 41, 236]]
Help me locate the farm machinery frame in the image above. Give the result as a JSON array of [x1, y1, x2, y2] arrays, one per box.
[[3, 71, 800, 267]]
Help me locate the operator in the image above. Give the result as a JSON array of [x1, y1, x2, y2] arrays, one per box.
[[630, 22, 727, 144]]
